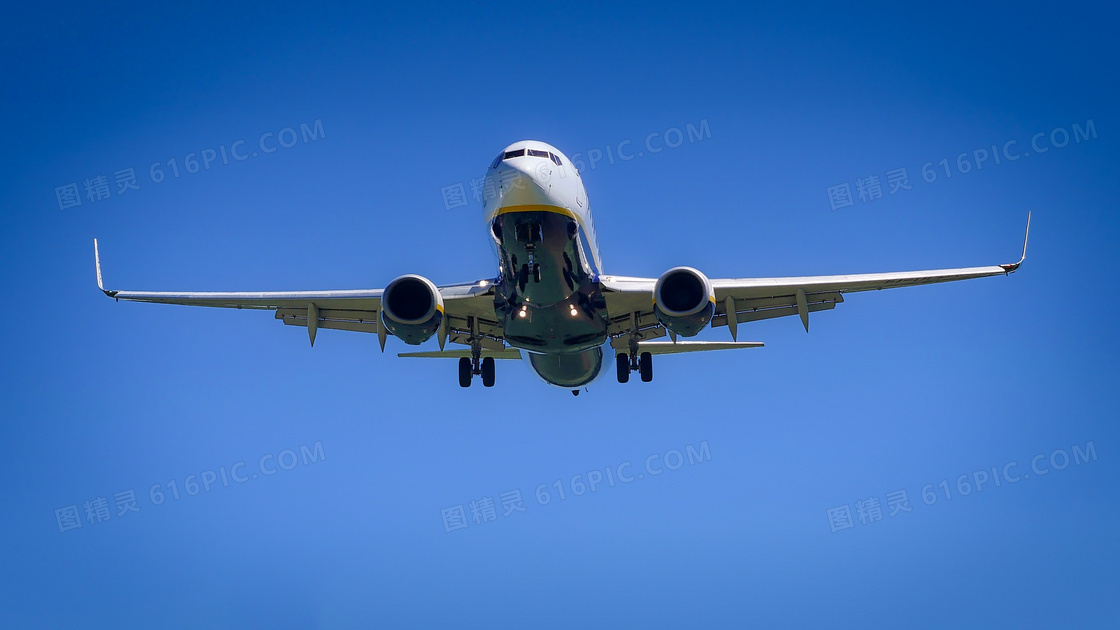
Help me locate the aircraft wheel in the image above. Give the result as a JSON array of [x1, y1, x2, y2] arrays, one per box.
[[532, 264, 542, 283], [616, 352, 630, 383], [639, 352, 653, 382], [458, 357, 472, 388], [481, 357, 495, 387]]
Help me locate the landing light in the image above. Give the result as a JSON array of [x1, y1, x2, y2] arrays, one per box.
[[518, 310, 527, 318]]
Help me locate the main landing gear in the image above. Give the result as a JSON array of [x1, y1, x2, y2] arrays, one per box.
[[458, 316, 495, 388], [615, 351, 653, 383], [459, 356, 495, 388]]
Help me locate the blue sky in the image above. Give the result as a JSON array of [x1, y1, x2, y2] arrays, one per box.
[[1, 2, 1117, 628]]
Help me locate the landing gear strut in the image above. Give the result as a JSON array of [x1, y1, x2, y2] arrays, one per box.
[[458, 316, 496, 388], [616, 313, 655, 384]]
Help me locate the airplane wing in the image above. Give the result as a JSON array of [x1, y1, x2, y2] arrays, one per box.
[[637, 341, 764, 354], [93, 239, 504, 349], [600, 214, 1030, 343]]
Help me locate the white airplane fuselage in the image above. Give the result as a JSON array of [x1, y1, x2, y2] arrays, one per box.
[[482, 141, 611, 388]]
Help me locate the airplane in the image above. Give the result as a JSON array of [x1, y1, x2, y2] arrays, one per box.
[[93, 140, 1030, 395]]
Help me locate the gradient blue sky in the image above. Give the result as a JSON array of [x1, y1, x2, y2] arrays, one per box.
[[1, 2, 1117, 628]]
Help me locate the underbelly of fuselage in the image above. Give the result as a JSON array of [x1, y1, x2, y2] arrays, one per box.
[[490, 208, 608, 355], [503, 299, 608, 353]]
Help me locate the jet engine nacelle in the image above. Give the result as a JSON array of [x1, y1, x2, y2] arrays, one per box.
[[653, 266, 715, 337], [380, 274, 444, 345]]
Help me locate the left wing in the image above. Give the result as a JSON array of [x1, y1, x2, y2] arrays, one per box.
[[600, 214, 1030, 343], [637, 341, 764, 355], [93, 239, 504, 349]]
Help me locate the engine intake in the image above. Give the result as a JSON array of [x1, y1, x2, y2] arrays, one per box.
[[653, 266, 714, 337], [381, 274, 444, 345]]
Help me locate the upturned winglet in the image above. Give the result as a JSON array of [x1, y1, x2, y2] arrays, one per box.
[[94, 239, 117, 297], [1000, 212, 1031, 274]]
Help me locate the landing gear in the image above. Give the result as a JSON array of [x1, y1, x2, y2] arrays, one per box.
[[519, 263, 542, 286], [458, 316, 495, 388], [458, 357, 472, 388], [639, 352, 653, 382], [616, 350, 653, 384], [517, 221, 541, 289], [481, 357, 495, 387]]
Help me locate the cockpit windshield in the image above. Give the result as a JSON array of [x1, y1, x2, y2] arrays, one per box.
[[491, 148, 563, 168]]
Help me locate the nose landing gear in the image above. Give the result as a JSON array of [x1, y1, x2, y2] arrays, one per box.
[[518, 263, 542, 291]]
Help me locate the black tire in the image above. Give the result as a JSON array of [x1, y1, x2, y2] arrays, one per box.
[[481, 357, 495, 387], [639, 352, 653, 382], [532, 264, 542, 283], [616, 352, 630, 383], [458, 357, 472, 388]]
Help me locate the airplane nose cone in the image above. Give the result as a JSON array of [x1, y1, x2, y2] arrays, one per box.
[[496, 158, 555, 207]]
